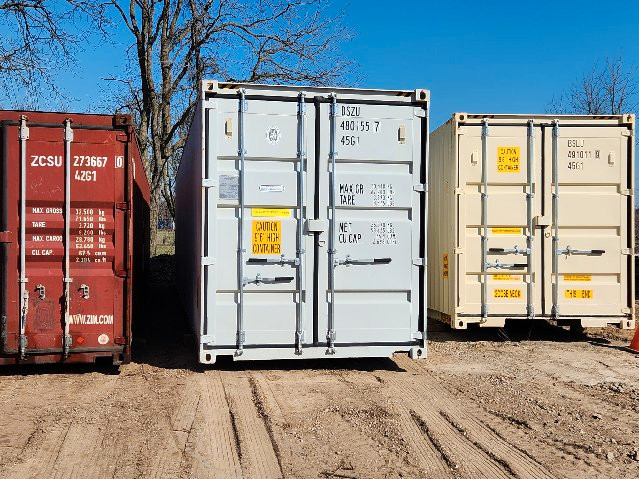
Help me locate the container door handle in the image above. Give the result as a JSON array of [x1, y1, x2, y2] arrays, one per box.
[[489, 246, 530, 255], [336, 256, 392, 266], [247, 256, 299, 266], [558, 246, 605, 256], [243, 274, 294, 285], [486, 259, 527, 269]]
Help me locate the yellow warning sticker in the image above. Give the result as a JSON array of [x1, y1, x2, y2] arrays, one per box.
[[493, 274, 517, 281], [443, 254, 449, 279], [565, 289, 593, 299], [563, 274, 592, 282], [252, 208, 291, 217], [492, 227, 522, 235], [251, 220, 282, 255], [497, 146, 520, 173], [494, 289, 522, 298]]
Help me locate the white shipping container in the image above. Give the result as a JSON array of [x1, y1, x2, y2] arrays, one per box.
[[176, 81, 429, 363], [428, 113, 635, 330]]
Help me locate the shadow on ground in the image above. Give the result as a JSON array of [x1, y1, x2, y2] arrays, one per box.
[[132, 254, 197, 370], [426, 315, 612, 344], [133, 255, 404, 372]]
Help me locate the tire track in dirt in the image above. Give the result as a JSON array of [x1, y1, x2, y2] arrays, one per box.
[[145, 377, 200, 478], [220, 371, 282, 479], [333, 370, 454, 478], [50, 424, 103, 479], [383, 355, 557, 479], [0, 372, 119, 479], [434, 361, 635, 476], [191, 370, 242, 478]]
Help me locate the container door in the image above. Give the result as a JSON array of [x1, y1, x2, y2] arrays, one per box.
[[9, 120, 128, 357], [318, 101, 423, 346], [457, 124, 543, 319], [207, 96, 315, 347], [545, 124, 632, 318]]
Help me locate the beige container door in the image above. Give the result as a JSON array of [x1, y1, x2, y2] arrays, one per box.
[[545, 124, 632, 317], [458, 124, 543, 317]]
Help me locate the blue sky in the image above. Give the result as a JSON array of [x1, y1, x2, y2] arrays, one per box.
[[31, 0, 639, 129], [341, 0, 639, 127]]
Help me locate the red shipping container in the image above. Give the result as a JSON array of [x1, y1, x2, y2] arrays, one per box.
[[0, 111, 150, 366]]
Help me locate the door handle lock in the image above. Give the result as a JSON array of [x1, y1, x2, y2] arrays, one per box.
[[35, 284, 46, 300], [79, 284, 90, 299]]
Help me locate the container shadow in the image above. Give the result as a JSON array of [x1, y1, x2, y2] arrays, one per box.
[[134, 255, 406, 372], [211, 355, 405, 373], [426, 317, 599, 344], [0, 362, 121, 376], [131, 254, 198, 371]]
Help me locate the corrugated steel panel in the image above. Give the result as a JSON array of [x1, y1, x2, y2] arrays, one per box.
[[428, 113, 635, 330], [0, 111, 150, 365], [176, 81, 429, 363]]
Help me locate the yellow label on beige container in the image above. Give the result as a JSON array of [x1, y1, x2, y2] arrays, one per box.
[[494, 289, 522, 299], [491, 227, 522, 235], [443, 254, 449, 279], [497, 146, 520, 173], [563, 274, 592, 282], [252, 208, 291, 217], [493, 274, 516, 281], [565, 289, 593, 299], [252, 220, 282, 255]]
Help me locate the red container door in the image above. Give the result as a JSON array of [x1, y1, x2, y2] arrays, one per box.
[[6, 117, 129, 359]]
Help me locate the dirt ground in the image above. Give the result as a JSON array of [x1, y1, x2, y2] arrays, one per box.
[[0, 257, 638, 479]]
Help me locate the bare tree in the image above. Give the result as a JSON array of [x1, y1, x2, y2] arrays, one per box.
[[548, 58, 638, 115], [106, 0, 352, 232], [0, 1, 107, 107]]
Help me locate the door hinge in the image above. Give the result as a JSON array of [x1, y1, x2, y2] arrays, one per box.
[[413, 184, 426, 192], [202, 178, 216, 188], [412, 331, 424, 340], [115, 269, 127, 278], [412, 258, 425, 267], [621, 130, 631, 137], [622, 307, 632, 314], [454, 247, 464, 254], [201, 335, 215, 346], [115, 202, 128, 211], [0, 231, 13, 243], [621, 189, 632, 196], [622, 248, 633, 255], [414, 108, 426, 118], [202, 257, 216, 266], [455, 187, 464, 195]]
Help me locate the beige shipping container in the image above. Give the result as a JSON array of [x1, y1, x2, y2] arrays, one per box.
[[428, 113, 635, 330]]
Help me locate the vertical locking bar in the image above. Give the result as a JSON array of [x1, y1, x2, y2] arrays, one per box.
[[480, 119, 489, 323], [327, 93, 338, 354], [551, 120, 560, 318], [18, 116, 29, 358], [63, 119, 73, 357], [295, 92, 306, 355], [236, 89, 247, 356], [526, 120, 535, 320]]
